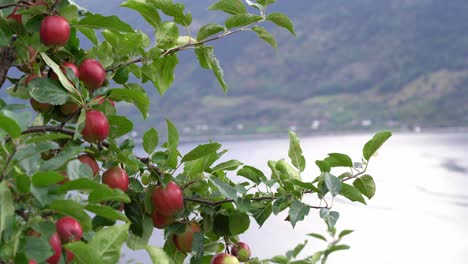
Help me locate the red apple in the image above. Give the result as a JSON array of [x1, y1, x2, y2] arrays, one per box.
[[77, 154, 99, 176], [40, 15, 70, 46], [173, 221, 201, 253], [151, 182, 184, 217], [47, 232, 61, 264], [151, 210, 175, 229], [30, 98, 52, 113], [95, 95, 115, 107], [50, 62, 79, 81], [60, 102, 80, 115], [210, 253, 240, 264], [231, 242, 251, 262], [102, 166, 129, 192], [81, 110, 109, 143], [78, 59, 106, 91], [35, 0, 49, 6], [66, 249, 74, 263], [56, 216, 83, 243], [7, 7, 22, 24], [29, 260, 38, 264]]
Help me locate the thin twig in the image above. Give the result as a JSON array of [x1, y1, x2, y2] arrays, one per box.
[[0, 147, 16, 181]]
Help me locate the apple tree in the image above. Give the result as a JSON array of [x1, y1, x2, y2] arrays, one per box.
[[0, 0, 391, 263]]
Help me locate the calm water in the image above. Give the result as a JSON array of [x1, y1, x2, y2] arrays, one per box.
[[123, 132, 468, 263]]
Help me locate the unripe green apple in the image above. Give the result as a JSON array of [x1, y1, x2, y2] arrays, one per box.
[[231, 241, 251, 262], [210, 253, 240, 264]]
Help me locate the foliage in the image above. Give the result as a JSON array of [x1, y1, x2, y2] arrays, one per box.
[[0, 0, 391, 263]]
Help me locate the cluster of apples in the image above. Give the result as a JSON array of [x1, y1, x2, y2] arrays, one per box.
[[7, 1, 112, 145]]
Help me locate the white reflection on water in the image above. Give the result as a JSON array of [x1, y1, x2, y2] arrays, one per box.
[[123, 132, 468, 264]]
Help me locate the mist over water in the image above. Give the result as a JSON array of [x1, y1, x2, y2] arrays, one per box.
[[124, 132, 468, 263]]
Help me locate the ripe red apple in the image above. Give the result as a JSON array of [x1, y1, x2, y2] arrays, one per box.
[[173, 221, 201, 253], [40, 15, 70, 46], [50, 62, 79, 81], [151, 210, 175, 229], [78, 59, 106, 91], [81, 110, 109, 143], [47, 232, 61, 264], [231, 242, 251, 262], [30, 98, 52, 113], [151, 182, 184, 217], [56, 216, 83, 243], [102, 166, 129, 192], [210, 253, 240, 264], [7, 7, 22, 24], [66, 249, 74, 263], [95, 95, 116, 107], [77, 154, 99, 176], [29, 260, 37, 264]]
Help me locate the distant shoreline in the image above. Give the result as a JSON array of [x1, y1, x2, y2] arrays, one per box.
[[174, 126, 468, 144]]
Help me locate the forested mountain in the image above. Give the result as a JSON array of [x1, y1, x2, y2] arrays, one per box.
[[9, 0, 468, 136]]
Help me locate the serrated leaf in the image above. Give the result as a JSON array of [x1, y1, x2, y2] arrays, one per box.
[[339, 183, 366, 204], [266, 12, 295, 36], [288, 131, 306, 172], [143, 128, 159, 154], [108, 115, 133, 138], [363, 131, 392, 160], [209, 177, 237, 200], [76, 14, 134, 32], [194, 46, 228, 93], [182, 143, 221, 162], [78, 27, 98, 45], [353, 175, 376, 199], [251, 26, 277, 49], [237, 165, 264, 184], [108, 87, 150, 119], [225, 13, 262, 29], [197, 23, 225, 41], [208, 0, 247, 15], [324, 173, 341, 197], [250, 202, 272, 227], [26, 77, 69, 105], [89, 223, 130, 263], [156, 21, 179, 48], [288, 200, 310, 227], [121, 0, 161, 29], [143, 54, 178, 95]]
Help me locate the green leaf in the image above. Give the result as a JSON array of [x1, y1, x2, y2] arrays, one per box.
[[108, 87, 150, 119], [363, 131, 392, 160], [64, 241, 103, 264], [127, 215, 153, 250], [212, 160, 243, 173], [166, 119, 179, 168], [152, 0, 191, 26], [213, 214, 231, 236], [26, 77, 69, 105], [195, 46, 228, 93], [146, 246, 172, 264], [338, 230, 354, 239], [190, 232, 205, 264], [251, 26, 277, 49], [108, 115, 134, 138], [257, 0, 276, 7], [288, 200, 310, 227], [25, 236, 53, 262], [327, 244, 350, 254], [209, 177, 237, 200], [237, 165, 264, 184], [324, 173, 341, 197], [229, 212, 250, 235], [121, 0, 161, 29], [143, 128, 159, 154], [285, 179, 320, 193], [339, 183, 366, 204], [197, 23, 225, 41], [156, 21, 179, 49], [270, 255, 288, 264], [89, 223, 130, 263], [208, 0, 247, 15], [76, 14, 134, 32], [31, 171, 65, 187], [287, 241, 308, 259], [66, 159, 93, 181], [145, 54, 178, 95], [275, 160, 301, 181], [307, 233, 327, 242], [40, 52, 77, 94], [0, 112, 22, 138], [40, 146, 84, 171], [0, 182, 15, 235], [88, 187, 131, 203], [225, 13, 262, 29], [182, 143, 221, 162], [77, 27, 98, 45], [266, 12, 296, 36], [85, 204, 129, 222], [50, 200, 92, 231], [315, 160, 331, 173], [250, 202, 272, 227], [325, 153, 353, 167], [125, 200, 144, 236], [288, 131, 306, 172], [353, 175, 376, 199]]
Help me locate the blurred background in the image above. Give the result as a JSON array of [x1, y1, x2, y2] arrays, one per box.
[[3, 0, 468, 263]]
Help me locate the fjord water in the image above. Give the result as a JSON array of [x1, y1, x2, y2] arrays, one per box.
[[125, 132, 468, 263]]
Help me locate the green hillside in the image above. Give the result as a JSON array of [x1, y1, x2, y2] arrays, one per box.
[[13, 0, 468, 136]]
